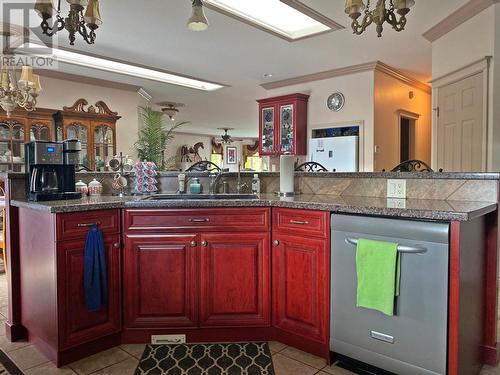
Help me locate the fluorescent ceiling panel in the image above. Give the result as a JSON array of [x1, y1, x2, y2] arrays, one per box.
[[19, 43, 225, 91], [204, 0, 331, 40]]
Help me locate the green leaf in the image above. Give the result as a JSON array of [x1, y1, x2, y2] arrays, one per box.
[[134, 107, 189, 170]]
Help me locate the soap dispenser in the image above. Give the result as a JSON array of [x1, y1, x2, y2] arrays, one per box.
[[189, 177, 202, 194]]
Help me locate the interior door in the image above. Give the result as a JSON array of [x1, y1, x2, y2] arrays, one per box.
[[437, 73, 484, 172]]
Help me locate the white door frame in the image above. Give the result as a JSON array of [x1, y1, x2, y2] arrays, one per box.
[[430, 56, 491, 171]]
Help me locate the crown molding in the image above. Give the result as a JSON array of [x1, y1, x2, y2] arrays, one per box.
[[422, 0, 500, 42], [260, 61, 431, 94], [374, 62, 432, 94]]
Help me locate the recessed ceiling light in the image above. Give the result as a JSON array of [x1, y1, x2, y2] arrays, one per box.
[[263, 73, 273, 78], [18, 43, 225, 91], [204, 0, 332, 40]]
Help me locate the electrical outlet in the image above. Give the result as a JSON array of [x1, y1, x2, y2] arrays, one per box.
[[387, 179, 406, 199], [387, 198, 407, 209], [151, 334, 186, 345]]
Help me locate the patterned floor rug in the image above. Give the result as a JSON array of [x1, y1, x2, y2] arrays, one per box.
[[0, 350, 24, 375], [135, 342, 275, 375]]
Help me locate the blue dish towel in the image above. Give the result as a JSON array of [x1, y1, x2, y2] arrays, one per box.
[[84, 224, 108, 312]]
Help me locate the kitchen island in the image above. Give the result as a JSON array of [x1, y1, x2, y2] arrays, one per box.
[[2, 171, 499, 374], [6, 192, 499, 375]]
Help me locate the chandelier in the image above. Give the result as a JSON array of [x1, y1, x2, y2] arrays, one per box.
[[345, 0, 415, 37], [34, 0, 102, 45], [0, 64, 41, 117], [218, 128, 235, 144]]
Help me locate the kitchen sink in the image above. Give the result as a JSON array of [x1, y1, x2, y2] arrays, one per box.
[[141, 193, 259, 201]]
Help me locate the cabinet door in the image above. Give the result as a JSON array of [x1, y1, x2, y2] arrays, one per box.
[[65, 121, 91, 169], [279, 103, 295, 154], [272, 234, 329, 343], [259, 106, 277, 155], [123, 234, 198, 328], [92, 122, 116, 171], [199, 232, 270, 327], [57, 234, 121, 349]]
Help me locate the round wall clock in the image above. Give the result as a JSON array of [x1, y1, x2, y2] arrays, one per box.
[[327, 92, 345, 112]]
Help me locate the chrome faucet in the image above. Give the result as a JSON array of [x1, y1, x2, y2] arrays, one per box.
[[209, 168, 229, 194], [236, 163, 248, 194]]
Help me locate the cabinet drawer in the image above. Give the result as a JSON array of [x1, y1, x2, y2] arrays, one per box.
[[273, 208, 329, 238], [124, 208, 270, 233], [57, 209, 120, 241]]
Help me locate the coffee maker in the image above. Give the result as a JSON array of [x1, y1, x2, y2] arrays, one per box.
[[25, 140, 82, 201]]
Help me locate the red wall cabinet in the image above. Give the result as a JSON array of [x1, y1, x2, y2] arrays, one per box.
[[123, 234, 199, 329], [272, 209, 330, 345], [257, 93, 309, 156], [199, 233, 270, 327]]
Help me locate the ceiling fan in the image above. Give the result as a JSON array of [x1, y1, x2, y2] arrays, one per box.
[[157, 101, 185, 121], [216, 127, 247, 144]]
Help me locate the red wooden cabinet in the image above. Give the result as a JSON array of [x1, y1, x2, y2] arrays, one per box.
[[257, 93, 309, 156], [272, 209, 330, 346], [199, 233, 270, 327], [123, 234, 198, 328], [122, 208, 272, 330], [57, 235, 122, 349]]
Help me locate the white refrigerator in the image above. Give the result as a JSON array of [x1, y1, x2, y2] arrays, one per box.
[[309, 136, 359, 172]]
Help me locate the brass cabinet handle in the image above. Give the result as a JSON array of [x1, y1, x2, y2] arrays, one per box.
[[273, 240, 280, 246], [78, 222, 101, 227], [289, 219, 309, 225], [189, 218, 210, 223], [201, 240, 208, 247], [113, 242, 121, 249], [190, 240, 197, 247]]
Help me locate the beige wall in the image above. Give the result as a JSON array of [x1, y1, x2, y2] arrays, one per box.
[[373, 71, 432, 171], [36, 75, 147, 159], [265, 71, 375, 171], [167, 132, 214, 169]]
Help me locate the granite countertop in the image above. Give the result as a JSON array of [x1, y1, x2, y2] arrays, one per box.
[[10, 194, 497, 221]]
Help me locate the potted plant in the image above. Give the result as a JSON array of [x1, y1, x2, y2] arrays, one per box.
[[134, 106, 188, 170]]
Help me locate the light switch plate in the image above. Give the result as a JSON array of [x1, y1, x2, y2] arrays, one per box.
[[387, 198, 407, 209], [387, 179, 406, 199]]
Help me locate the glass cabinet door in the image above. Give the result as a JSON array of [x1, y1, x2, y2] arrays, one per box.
[[93, 124, 114, 171], [0, 120, 25, 172], [67, 122, 89, 168], [279, 104, 294, 154], [261, 107, 275, 154], [30, 123, 51, 141]]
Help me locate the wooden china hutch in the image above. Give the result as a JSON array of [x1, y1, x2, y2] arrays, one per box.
[[53, 99, 121, 170], [0, 99, 120, 172], [0, 108, 56, 172]]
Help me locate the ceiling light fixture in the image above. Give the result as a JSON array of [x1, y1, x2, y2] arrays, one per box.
[[203, 0, 331, 40], [21, 43, 225, 91], [34, 0, 102, 45], [0, 64, 42, 117], [345, 0, 414, 37], [187, 0, 209, 31], [158, 102, 185, 121]]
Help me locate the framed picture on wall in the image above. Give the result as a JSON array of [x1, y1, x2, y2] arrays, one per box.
[[226, 146, 237, 164]]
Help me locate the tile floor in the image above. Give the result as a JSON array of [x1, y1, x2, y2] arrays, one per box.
[[0, 273, 498, 375]]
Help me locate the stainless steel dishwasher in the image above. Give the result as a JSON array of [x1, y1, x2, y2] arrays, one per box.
[[330, 214, 449, 375]]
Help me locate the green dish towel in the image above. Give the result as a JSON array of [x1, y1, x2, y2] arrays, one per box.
[[356, 238, 401, 316]]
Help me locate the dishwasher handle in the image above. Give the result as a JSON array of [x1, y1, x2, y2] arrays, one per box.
[[345, 237, 427, 254]]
